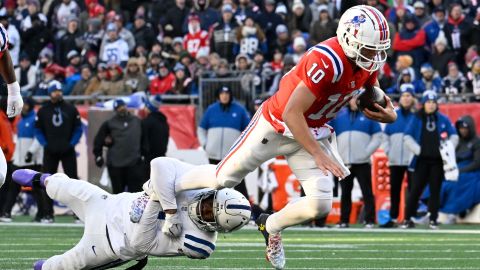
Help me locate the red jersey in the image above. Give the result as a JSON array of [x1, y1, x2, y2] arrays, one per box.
[[263, 37, 377, 132], [150, 73, 175, 95], [183, 30, 210, 59]]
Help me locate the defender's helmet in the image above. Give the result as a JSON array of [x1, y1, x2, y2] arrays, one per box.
[[337, 5, 390, 73], [188, 188, 251, 233]]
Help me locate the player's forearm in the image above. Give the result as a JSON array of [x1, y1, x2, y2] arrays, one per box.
[[0, 51, 16, 84], [283, 109, 323, 157]]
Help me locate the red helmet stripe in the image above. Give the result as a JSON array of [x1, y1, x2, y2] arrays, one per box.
[[364, 6, 388, 41]]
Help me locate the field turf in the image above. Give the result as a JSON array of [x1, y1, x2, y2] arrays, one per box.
[[1, 217, 480, 270]]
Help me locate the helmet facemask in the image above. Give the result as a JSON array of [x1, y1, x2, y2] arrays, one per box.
[[188, 190, 222, 232], [341, 31, 389, 73]]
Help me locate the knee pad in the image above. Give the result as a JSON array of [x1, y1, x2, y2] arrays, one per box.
[[305, 197, 332, 219]]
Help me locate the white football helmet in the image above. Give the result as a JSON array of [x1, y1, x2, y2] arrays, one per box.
[[337, 5, 390, 73], [188, 188, 251, 233]]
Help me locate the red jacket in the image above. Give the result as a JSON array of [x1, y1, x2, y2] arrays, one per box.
[[393, 29, 426, 51], [0, 111, 15, 161], [149, 73, 176, 95]]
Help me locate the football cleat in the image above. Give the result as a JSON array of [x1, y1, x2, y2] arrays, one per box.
[[33, 259, 45, 270], [400, 220, 415, 229], [335, 222, 349, 228], [12, 169, 50, 188], [429, 220, 439, 230], [256, 214, 285, 270]]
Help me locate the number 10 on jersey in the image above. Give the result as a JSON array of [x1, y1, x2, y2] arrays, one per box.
[[307, 63, 325, 83]]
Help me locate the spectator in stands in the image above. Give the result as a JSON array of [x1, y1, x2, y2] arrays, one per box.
[[257, 0, 283, 57], [71, 65, 92, 96], [162, 0, 190, 38], [93, 99, 146, 193], [34, 67, 58, 96], [269, 24, 291, 57], [234, 0, 259, 25], [77, 18, 104, 53], [98, 63, 127, 96], [21, 13, 52, 63], [66, 50, 81, 74], [0, 98, 47, 223], [150, 61, 175, 95], [402, 91, 458, 229], [291, 36, 307, 64], [146, 52, 162, 80], [310, 0, 332, 22], [132, 13, 156, 53], [268, 54, 295, 95], [329, 97, 382, 228], [172, 63, 194, 94], [55, 15, 81, 67], [442, 62, 467, 102], [198, 86, 250, 164], [387, 70, 415, 94], [52, 0, 80, 35], [235, 53, 251, 72], [380, 85, 416, 228], [430, 35, 456, 77], [35, 81, 82, 222], [214, 58, 232, 78], [288, 0, 312, 34], [123, 58, 149, 93], [211, 4, 238, 63], [0, 15, 20, 67], [413, 63, 443, 93], [20, 0, 47, 32], [84, 63, 107, 96], [467, 8, 480, 49], [275, 4, 288, 22], [14, 0, 29, 24], [235, 16, 267, 58], [142, 95, 169, 166], [445, 3, 471, 69], [309, 5, 337, 45], [183, 14, 210, 59], [423, 6, 447, 49], [100, 23, 129, 67], [467, 57, 480, 101], [393, 14, 427, 69], [191, 0, 221, 31], [0, 98, 15, 222], [413, 1, 431, 27], [439, 116, 480, 222], [109, 14, 136, 52], [15, 53, 37, 96]]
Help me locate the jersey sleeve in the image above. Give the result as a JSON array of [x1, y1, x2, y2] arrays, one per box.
[[293, 50, 334, 99], [182, 233, 216, 259], [0, 23, 9, 53]]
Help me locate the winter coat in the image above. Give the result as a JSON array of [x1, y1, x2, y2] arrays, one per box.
[[13, 110, 43, 167], [309, 19, 338, 45], [383, 107, 415, 166], [198, 101, 250, 160], [142, 111, 170, 163], [34, 100, 82, 154], [211, 21, 238, 63]]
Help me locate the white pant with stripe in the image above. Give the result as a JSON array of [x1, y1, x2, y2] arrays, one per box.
[[216, 107, 349, 233], [41, 174, 120, 270]]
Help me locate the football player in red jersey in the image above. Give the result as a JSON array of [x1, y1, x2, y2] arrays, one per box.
[[176, 6, 396, 269], [0, 23, 23, 188]]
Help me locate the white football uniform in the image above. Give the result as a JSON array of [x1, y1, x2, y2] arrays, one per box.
[[40, 170, 217, 270], [0, 23, 9, 188]]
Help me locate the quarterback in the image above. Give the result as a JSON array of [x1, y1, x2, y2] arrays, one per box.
[[179, 5, 397, 269], [12, 158, 251, 270], [0, 23, 23, 188]]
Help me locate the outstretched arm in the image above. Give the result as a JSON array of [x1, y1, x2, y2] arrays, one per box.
[[0, 50, 23, 117]]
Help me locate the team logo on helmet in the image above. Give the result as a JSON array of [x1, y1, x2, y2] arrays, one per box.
[[347, 14, 366, 28]]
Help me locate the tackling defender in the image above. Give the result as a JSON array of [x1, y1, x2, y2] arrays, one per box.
[[12, 158, 251, 270], [0, 23, 24, 188], [175, 5, 397, 269]]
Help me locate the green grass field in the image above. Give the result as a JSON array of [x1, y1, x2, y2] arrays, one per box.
[[1, 218, 480, 270]]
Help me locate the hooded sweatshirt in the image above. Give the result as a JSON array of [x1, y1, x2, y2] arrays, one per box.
[[455, 115, 480, 173]]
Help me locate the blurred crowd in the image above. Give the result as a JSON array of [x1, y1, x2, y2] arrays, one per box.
[[0, 0, 476, 101]]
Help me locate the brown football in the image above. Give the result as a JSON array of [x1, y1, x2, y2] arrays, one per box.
[[356, 86, 387, 112]]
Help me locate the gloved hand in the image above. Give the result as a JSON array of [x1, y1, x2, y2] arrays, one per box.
[[24, 152, 33, 163], [7, 82, 23, 118], [95, 156, 104, 167], [162, 213, 182, 238]]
